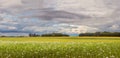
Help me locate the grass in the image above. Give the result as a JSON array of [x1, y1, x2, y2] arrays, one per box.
[[0, 37, 120, 58]]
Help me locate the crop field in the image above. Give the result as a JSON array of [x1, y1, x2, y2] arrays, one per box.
[[0, 37, 120, 58]]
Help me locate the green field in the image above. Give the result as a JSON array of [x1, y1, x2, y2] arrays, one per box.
[[0, 37, 120, 58]]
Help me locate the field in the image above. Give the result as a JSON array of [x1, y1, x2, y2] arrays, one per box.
[[0, 37, 120, 58]]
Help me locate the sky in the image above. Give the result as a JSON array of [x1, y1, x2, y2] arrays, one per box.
[[0, 0, 120, 36]]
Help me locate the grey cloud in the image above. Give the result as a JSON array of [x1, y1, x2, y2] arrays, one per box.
[[0, 0, 120, 36], [21, 9, 91, 21]]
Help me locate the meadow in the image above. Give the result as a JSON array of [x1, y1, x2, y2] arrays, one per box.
[[0, 37, 120, 58]]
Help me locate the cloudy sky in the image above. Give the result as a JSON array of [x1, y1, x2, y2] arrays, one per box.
[[0, 0, 120, 36]]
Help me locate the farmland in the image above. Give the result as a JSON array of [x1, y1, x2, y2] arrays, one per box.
[[0, 37, 120, 58]]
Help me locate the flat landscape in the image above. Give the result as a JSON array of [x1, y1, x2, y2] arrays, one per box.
[[0, 37, 120, 58]]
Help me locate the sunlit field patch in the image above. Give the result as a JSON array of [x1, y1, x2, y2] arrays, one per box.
[[0, 37, 120, 58]]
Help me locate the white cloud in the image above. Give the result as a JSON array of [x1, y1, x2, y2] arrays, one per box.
[[0, 0, 22, 8], [8, 27, 17, 30], [53, 23, 99, 34], [110, 24, 120, 30], [0, 25, 17, 30], [22, 26, 57, 32], [0, 33, 28, 36], [55, 0, 113, 17]]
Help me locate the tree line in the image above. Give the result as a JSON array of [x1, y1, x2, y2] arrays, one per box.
[[29, 33, 69, 37], [79, 31, 120, 37], [0, 31, 120, 37], [29, 31, 120, 37]]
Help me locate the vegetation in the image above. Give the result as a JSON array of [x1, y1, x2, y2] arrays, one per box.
[[79, 31, 120, 37], [29, 33, 40, 37], [0, 37, 120, 58], [41, 33, 69, 37], [1, 32, 120, 37], [29, 33, 69, 37]]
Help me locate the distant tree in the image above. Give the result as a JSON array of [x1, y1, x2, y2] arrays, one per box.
[[41, 33, 69, 37], [0, 36, 6, 37], [29, 33, 40, 37], [79, 31, 120, 37]]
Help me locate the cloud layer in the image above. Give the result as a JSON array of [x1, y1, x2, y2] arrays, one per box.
[[0, 0, 120, 36]]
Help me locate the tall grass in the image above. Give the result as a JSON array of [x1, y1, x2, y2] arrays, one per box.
[[0, 37, 120, 58]]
